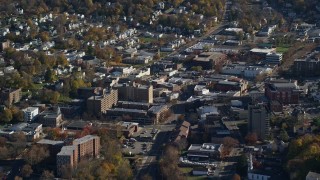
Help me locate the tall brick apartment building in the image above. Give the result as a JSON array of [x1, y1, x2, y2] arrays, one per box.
[[114, 82, 153, 103], [87, 89, 118, 115], [0, 88, 22, 106], [57, 135, 100, 177]]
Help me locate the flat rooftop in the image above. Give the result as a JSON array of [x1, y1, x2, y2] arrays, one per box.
[[37, 139, 64, 146], [188, 143, 221, 153], [57, 146, 76, 156], [73, 135, 98, 145]]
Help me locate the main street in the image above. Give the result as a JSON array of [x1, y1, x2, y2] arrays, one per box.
[[135, 123, 176, 180]]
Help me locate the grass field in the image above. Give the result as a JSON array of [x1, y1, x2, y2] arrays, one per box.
[[140, 37, 157, 44], [179, 167, 207, 180], [276, 45, 290, 53]]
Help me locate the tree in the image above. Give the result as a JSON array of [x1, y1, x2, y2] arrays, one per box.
[[0, 109, 13, 123], [40, 89, 60, 104], [0, 137, 7, 147], [245, 132, 258, 145], [60, 165, 72, 179], [232, 173, 241, 180], [56, 54, 69, 67], [279, 130, 289, 142], [44, 68, 57, 83], [41, 170, 55, 180], [313, 117, 320, 127], [159, 145, 183, 180], [191, 66, 202, 71], [116, 159, 133, 180], [221, 137, 239, 158], [114, 56, 122, 64], [0, 146, 9, 160], [141, 174, 153, 180], [23, 145, 49, 165], [39, 31, 50, 42], [21, 164, 33, 178], [236, 154, 248, 177], [11, 107, 24, 122]]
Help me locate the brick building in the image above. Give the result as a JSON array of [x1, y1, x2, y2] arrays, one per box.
[[87, 89, 118, 115], [265, 82, 300, 104], [293, 51, 320, 77], [248, 104, 270, 140], [0, 88, 22, 106], [114, 82, 153, 103], [57, 135, 100, 177]]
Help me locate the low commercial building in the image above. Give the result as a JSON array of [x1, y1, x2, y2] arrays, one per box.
[[265, 82, 300, 104], [0, 123, 42, 141], [265, 53, 283, 65], [293, 51, 320, 77], [192, 52, 226, 70], [106, 108, 150, 124], [38, 107, 63, 127], [187, 143, 222, 162]]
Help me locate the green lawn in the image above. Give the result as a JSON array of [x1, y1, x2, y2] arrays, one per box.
[[276, 46, 290, 53], [187, 176, 207, 180], [59, 95, 72, 103], [180, 167, 207, 180], [160, 52, 171, 57], [140, 37, 156, 44], [180, 167, 193, 174], [32, 83, 45, 90]]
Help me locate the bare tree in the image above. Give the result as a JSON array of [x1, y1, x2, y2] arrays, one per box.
[[41, 170, 55, 180], [159, 145, 185, 180], [23, 145, 49, 165], [21, 164, 33, 178]]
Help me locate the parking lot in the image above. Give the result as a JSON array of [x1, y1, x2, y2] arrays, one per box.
[[122, 126, 161, 155], [122, 140, 153, 155]]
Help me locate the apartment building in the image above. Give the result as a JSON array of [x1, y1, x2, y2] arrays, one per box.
[[87, 89, 118, 115], [114, 82, 153, 103], [248, 104, 270, 140], [0, 88, 22, 106], [22, 107, 39, 122], [57, 135, 100, 177], [72, 135, 100, 161], [56, 146, 78, 177]]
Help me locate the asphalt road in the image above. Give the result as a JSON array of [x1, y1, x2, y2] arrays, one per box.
[[135, 124, 175, 180]]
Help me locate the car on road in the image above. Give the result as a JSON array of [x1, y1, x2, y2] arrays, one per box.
[[129, 138, 137, 142]]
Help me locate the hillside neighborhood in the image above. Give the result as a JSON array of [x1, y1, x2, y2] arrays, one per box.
[[0, 0, 319, 180]]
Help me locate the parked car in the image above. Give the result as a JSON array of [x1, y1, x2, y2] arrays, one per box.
[[129, 138, 137, 142]]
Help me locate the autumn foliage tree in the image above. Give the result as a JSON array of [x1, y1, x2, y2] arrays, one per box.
[[23, 144, 49, 165], [159, 145, 184, 180], [245, 132, 258, 145], [221, 137, 239, 158]]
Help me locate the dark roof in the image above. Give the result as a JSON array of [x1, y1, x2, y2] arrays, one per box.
[[66, 121, 91, 130]]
